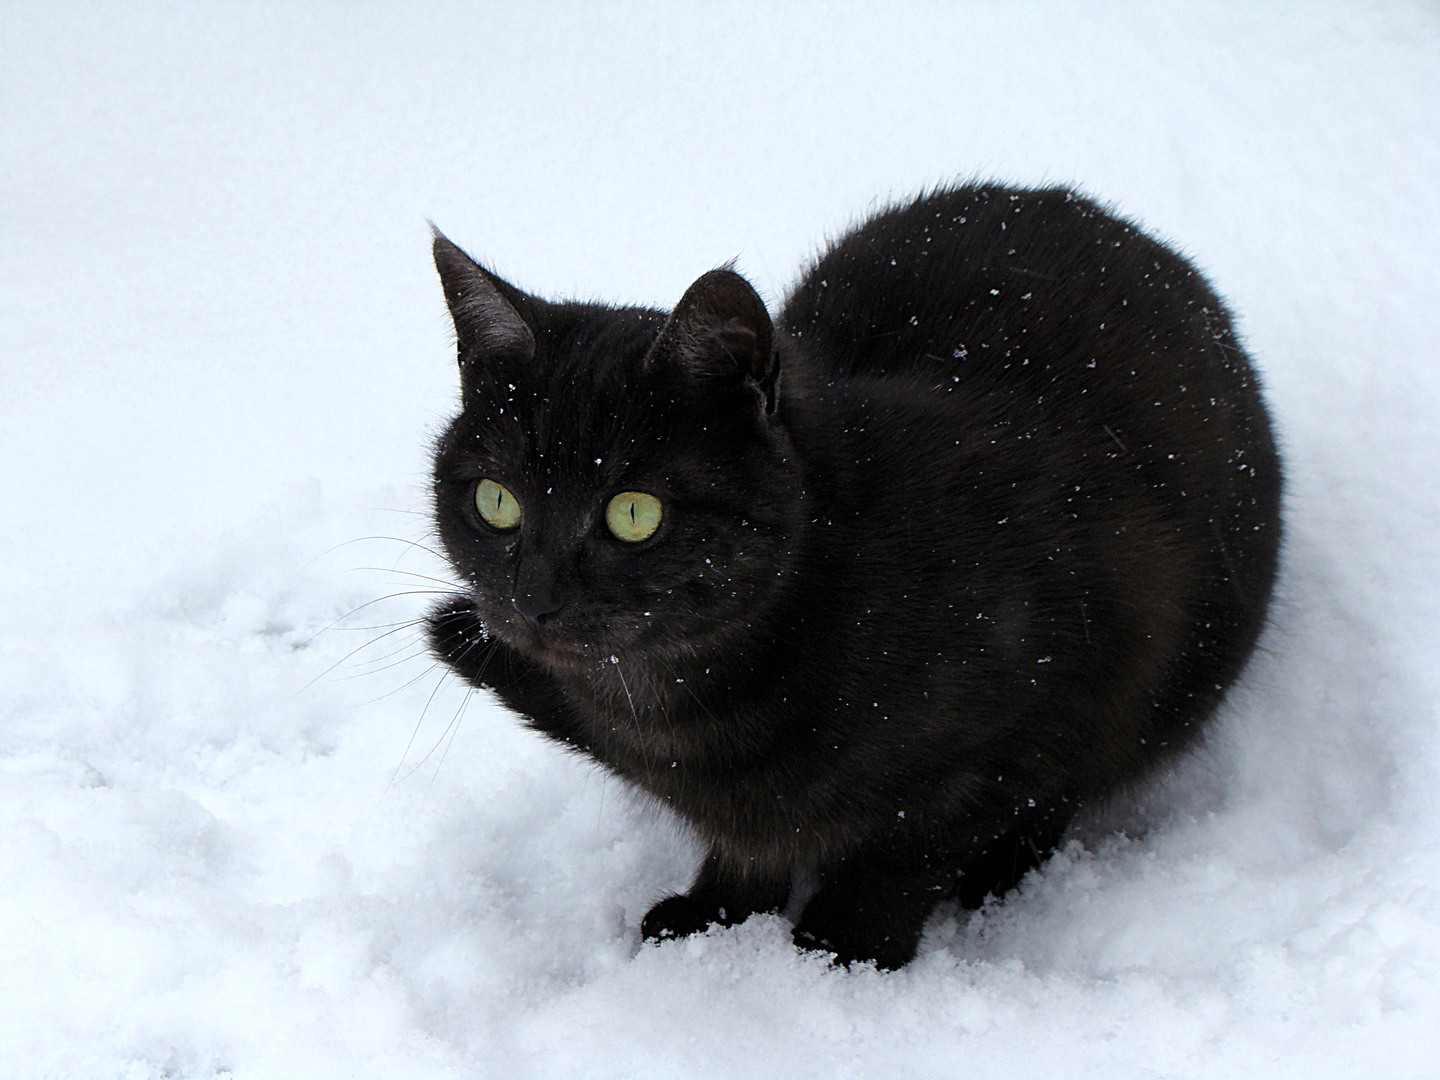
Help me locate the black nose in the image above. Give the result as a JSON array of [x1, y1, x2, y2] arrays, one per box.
[[513, 591, 563, 630], [513, 554, 564, 631]]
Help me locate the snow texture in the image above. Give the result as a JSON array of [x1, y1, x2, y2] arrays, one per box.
[[2, 3, 1439, 1077]]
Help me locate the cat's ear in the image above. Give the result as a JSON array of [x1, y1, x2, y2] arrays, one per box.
[[646, 268, 780, 412], [431, 226, 536, 362]]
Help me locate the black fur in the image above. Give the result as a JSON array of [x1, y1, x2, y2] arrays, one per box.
[[424, 184, 1282, 969]]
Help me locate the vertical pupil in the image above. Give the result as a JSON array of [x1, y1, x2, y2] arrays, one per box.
[[630, 501, 636, 523]]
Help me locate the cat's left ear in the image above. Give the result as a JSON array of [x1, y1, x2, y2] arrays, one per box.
[[646, 268, 780, 413]]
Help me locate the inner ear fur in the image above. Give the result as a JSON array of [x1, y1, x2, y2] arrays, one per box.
[[646, 268, 779, 408], [432, 227, 537, 362]]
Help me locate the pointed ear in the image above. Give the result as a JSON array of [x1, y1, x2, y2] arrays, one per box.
[[645, 268, 779, 410], [431, 227, 536, 362]]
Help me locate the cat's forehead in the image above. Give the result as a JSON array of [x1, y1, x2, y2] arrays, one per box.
[[454, 304, 690, 492], [483, 304, 665, 396]]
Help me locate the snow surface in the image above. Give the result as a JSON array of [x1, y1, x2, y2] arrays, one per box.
[[2, 3, 1439, 1077]]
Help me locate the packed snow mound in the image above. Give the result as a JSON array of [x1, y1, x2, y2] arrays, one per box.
[[2, 3, 1438, 1077]]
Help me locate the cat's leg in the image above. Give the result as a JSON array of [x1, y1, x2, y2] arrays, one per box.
[[794, 823, 1069, 968], [953, 826, 1065, 910], [426, 597, 580, 743], [792, 856, 946, 970], [641, 850, 790, 942]]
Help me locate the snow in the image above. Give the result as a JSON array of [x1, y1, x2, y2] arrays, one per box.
[[2, 2, 1438, 1076]]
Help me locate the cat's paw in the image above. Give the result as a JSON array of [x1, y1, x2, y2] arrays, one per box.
[[792, 924, 912, 971], [640, 894, 718, 942], [425, 597, 499, 682], [792, 901, 919, 971]]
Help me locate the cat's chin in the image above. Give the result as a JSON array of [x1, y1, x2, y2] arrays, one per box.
[[519, 629, 681, 681], [519, 637, 598, 670], [505, 624, 609, 672]]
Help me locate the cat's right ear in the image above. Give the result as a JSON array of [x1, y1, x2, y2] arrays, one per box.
[[645, 268, 780, 412], [431, 227, 536, 363]]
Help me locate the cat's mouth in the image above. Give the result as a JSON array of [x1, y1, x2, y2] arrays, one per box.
[[481, 596, 706, 674], [510, 614, 675, 676]]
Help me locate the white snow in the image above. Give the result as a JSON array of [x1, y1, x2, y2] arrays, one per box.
[[2, 3, 1439, 1077]]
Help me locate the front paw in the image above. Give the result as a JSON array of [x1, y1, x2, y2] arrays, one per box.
[[641, 894, 719, 942], [426, 596, 498, 684], [793, 899, 920, 971], [792, 924, 906, 970], [792, 923, 872, 968]]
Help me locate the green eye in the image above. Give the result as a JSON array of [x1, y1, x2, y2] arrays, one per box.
[[605, 491, 663, 542], [475, 479, 521, 530]]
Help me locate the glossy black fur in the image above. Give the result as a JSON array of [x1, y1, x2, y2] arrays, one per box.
[[424, 185, 1282, 969]]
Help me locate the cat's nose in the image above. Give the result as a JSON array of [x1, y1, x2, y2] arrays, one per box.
[[513, 554, 564, 630], [513, 591, 563, 630]]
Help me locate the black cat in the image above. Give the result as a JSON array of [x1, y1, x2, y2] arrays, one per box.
[[424, 184, 1281, 969]]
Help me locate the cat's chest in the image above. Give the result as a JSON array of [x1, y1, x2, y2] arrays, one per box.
[[562, 668, 763, 771], [554, 664, 926, 848]]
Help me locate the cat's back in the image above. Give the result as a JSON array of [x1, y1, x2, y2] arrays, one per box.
[[784, 185, 1237, 401]]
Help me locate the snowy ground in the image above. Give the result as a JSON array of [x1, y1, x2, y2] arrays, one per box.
[[2, 3, 1439, 1077]]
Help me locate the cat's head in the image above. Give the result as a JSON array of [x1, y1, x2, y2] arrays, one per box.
[[429, 231, 805, 677]]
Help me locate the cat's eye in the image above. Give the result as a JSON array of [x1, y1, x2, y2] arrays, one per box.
[[605, 491, 663, 542], [474, 479, 521, 530]]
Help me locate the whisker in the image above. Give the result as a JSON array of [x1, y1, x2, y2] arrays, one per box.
[[297, 590, 451, 650], [350, 566, 462, 589], [651, 660, 678, 751], [398, 686, 474, 784], [320, 619, 426, 632], [356, 659, 445, 707], [611, 655, 650, 772], [304, 534, 448, 569], [342, 643, 432, 681], [341, 622, 424, 663], [595, 770, 607, 840], [432, 687, 473, 783], [294, 617, 430, 695], [383, 669, 452, 799]]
